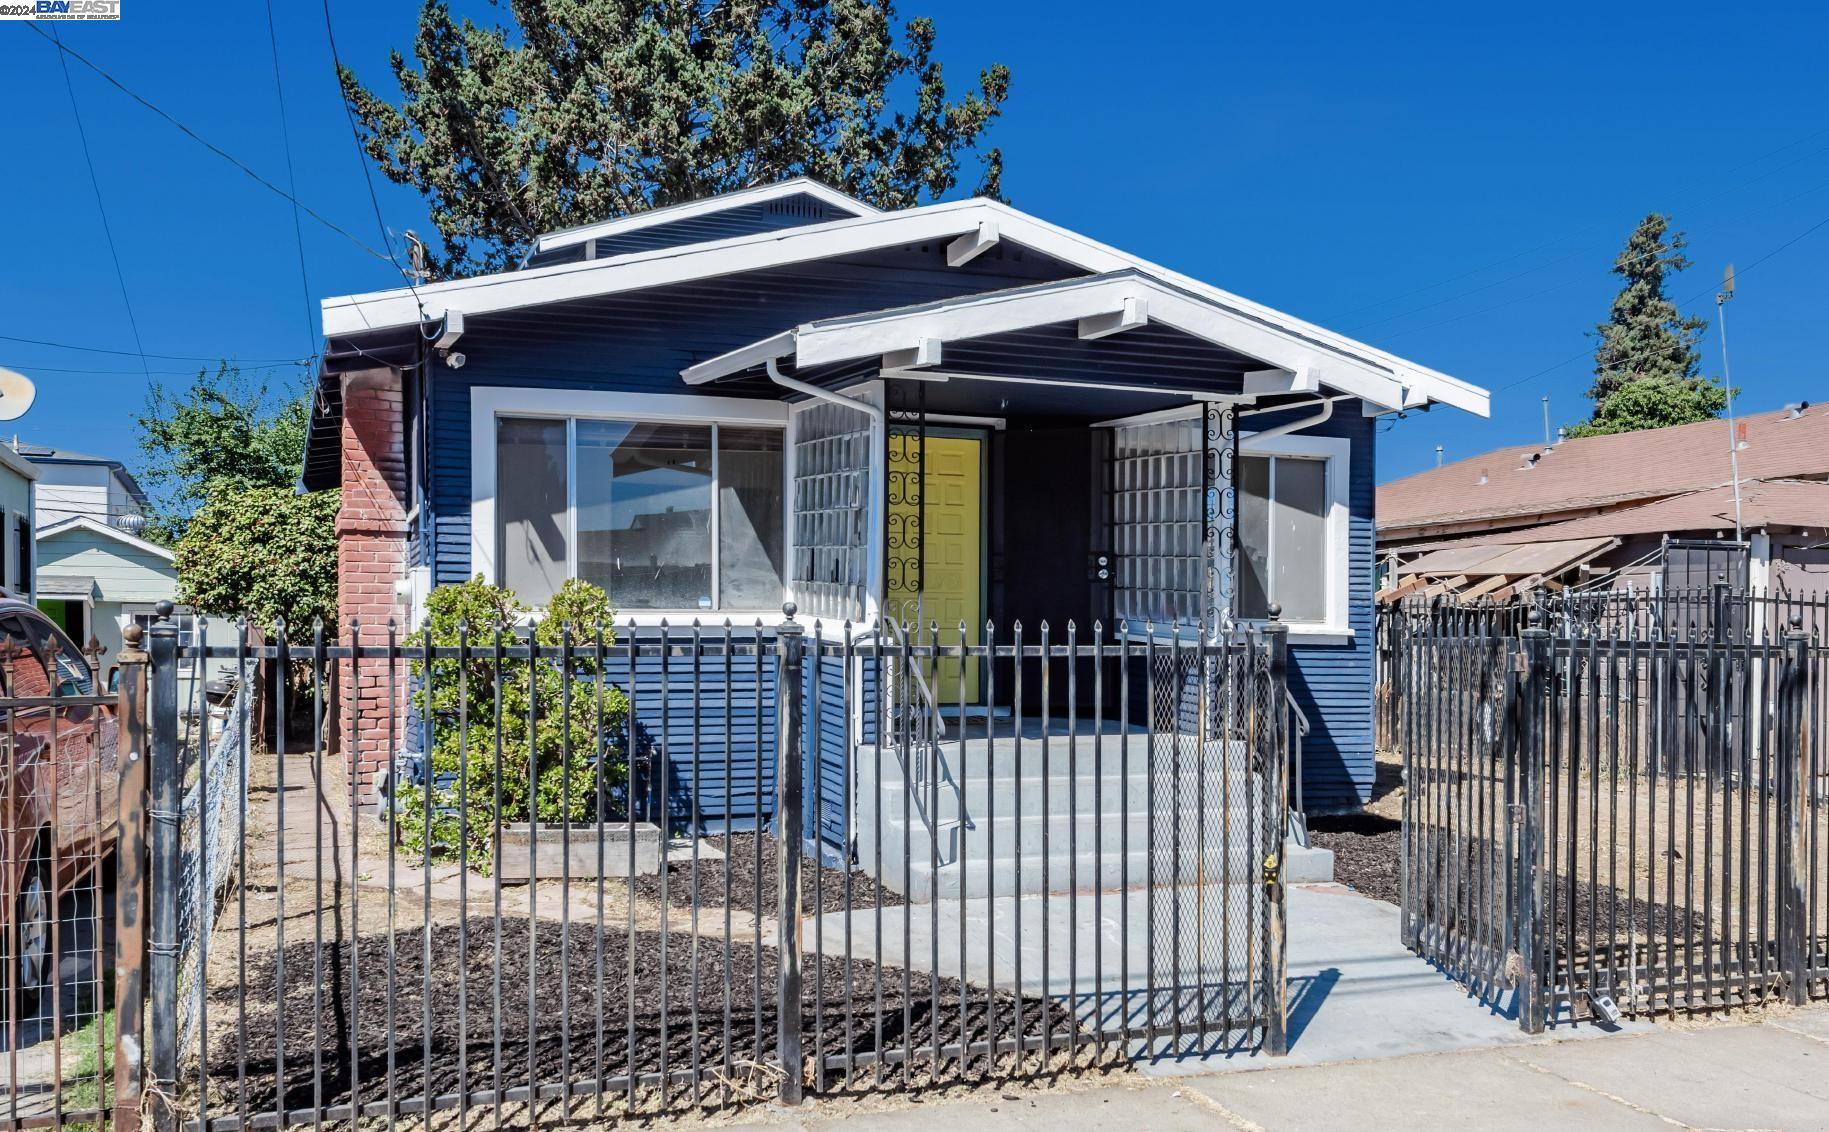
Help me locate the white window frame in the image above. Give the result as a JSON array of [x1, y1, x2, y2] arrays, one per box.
[[1238, 431, 1352, 642], [469, 386, 789, 621]]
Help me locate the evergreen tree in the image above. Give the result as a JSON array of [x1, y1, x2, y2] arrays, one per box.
[[340, 0, 1012, 278], [1569, 213, 1726, 437]]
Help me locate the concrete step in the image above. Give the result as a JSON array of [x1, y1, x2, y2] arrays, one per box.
[[867, 844, 1263, 902]]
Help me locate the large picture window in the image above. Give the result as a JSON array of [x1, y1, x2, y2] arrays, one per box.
[[1238, 452, 1329, 624], [495, 415, 783, 611]]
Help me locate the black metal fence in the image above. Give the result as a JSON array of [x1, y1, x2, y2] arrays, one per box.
[[1385, 590, 1829, 1028], [11, 604, 1293, 1131]]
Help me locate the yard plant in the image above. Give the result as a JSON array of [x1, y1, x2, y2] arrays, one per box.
[[396, 576, 631, 871]]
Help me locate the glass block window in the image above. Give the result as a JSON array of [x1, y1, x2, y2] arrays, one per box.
[[1112, 418, 1205, 626], [791, 397, 877, 622]]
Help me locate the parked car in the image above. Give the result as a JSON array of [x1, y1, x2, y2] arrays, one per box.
[[0, 599, 118, 1017]]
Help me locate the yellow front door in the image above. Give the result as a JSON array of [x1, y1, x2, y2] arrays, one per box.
[[887, 432, 983, 703]]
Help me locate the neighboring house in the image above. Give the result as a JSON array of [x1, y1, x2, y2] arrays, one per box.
[[0, 443, 38, 601], [303, 178, 1491, 815], [11, 443, 151, 532], [34, 515, 177, 662], [1377, 404, 1829, 603]]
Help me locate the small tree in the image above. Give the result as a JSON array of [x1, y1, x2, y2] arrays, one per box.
[[340, 0, 1012, 276], [1570, 213, 1727, 438], [174, 485, 340, 633], [136, 364, 310, 543], [395, 576, 631, 871]]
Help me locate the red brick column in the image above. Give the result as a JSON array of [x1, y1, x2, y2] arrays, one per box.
[[337, 369, 408, 801]]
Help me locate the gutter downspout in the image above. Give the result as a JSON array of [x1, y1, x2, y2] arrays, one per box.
[[766, 358, 886, 425], [1243, 396, 1335, 442]]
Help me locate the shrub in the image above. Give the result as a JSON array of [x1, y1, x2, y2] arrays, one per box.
[[394, 576, 630, 870]]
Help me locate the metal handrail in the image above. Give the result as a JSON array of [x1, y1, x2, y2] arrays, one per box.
[[1286, 688, 1311, 845], [883, 616, 955, 843]]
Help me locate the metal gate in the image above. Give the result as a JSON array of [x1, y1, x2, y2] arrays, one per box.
[[1392, 592, 1829, 1030]]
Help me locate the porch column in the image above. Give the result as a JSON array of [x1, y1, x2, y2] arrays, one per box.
[[1202, 401, 1238, 640]]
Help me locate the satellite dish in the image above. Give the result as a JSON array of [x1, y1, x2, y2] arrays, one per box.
[[0, 368, 36, 422], [1723, 263, 1736, 297]]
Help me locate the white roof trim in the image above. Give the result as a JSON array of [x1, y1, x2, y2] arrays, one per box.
[[530, 178, 879, 255], [323, 197, 1488, 416], [683, 271, 1410, 410], [0, 445, 39, 481], [37, 514, 176, 562]]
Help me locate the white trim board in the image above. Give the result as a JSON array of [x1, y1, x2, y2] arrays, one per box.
[[1238, 431, 1353, 637], [324, 198, 1487, 417], [468, 386, 787, 598], [683, 271, 1409, 411]]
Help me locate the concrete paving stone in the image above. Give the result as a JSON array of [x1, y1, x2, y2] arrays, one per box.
[[797, 1085, 1217, 1131], [1774, 1008, 1829, 1044], [1186, 1048, 1670, 1132], [1504, 1024, 1829, 1131]]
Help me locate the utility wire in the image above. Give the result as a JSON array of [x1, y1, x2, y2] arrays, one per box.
[[1327, 125, 1829, 323], [50, 25, 150, 383], [26, 23, 395, 267], [321, 0, 422, 305], [2, 360, 314, 378], [266, 0, 318, 355], [0, 332, 306, 366], [1490, 207, 1829, 397]]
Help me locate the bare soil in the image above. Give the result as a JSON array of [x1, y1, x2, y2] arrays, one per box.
[[632, 833, 905, 915]]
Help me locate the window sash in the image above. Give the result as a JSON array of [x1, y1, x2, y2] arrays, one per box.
[[1238, 452, 1330, 624], [494, 415, 784, 611]]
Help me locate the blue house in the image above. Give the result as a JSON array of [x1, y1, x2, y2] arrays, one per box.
[[304, 180, 1489, 842]]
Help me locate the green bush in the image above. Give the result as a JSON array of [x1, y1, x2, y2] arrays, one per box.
[[394, 576, 630, 870]]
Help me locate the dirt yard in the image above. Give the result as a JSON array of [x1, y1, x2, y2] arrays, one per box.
[[179, 751, 1095, 1129]]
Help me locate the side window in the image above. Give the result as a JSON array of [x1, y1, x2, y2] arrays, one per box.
[[0, 616, 49, 699]]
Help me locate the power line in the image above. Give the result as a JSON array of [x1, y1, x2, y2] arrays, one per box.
[[50, 24, 150, 384], [1327, 125, 1829, 324], [25, 23, 396, 267], [266, 0, 317, 355], [2, 360, 314, 378], [321, 0, 421, 306], [0, 332, 307, 366], [1489, 207, 1829, 398]]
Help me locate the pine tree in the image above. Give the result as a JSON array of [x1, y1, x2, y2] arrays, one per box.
[[1569, 213, 1727, 437], [340, 0, 1012, 278]]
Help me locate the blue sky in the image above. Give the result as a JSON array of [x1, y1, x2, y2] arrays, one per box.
[[2, 2, 1825, 483]]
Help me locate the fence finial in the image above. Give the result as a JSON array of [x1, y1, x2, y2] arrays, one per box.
[[1267, 602, 1283, 621], [781, 601, 798, 623]]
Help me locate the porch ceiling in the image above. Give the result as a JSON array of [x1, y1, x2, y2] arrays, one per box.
[[682, 268, 1417, 409]]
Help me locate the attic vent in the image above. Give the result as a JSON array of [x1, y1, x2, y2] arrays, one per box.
[[1785, 401, 1812, 419], [1519, 451, 1541, 471], [1478, 467, 1489, 486], [765, 198, 828, 219]]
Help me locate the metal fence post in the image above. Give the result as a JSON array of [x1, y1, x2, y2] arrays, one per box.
[[113, 623, 150, 1132], [1778, 615, 1811, 1005], [1262, 611, 1291, 1056], [774, 604, 806, 1104], [1515, 611, 1551, 1034], [145, 600, 182, 1131]]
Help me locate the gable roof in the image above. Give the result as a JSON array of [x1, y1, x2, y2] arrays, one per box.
[[36, 514, 175, 562], [525, 178, 879, 262], [683, 269, 1419, 410], [1498, 479, 1829, 543], [1378, 405, 1829, 536], [321, 194, 1487, 417]]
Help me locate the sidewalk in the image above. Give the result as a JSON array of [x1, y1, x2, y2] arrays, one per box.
[[758, 1008, 1829, 1130]]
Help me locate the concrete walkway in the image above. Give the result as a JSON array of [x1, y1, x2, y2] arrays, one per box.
[[757, 1009, 1829, 1130]]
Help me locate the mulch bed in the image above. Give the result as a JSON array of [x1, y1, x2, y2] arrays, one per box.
[[632, 833, 906, 914], [196, 914, 1079, 1122], [1308, 812, 1401, 905], [1311, 812, 1710, 958]]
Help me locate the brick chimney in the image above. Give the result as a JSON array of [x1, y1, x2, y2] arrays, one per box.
[[336, 368, 409, 800]]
